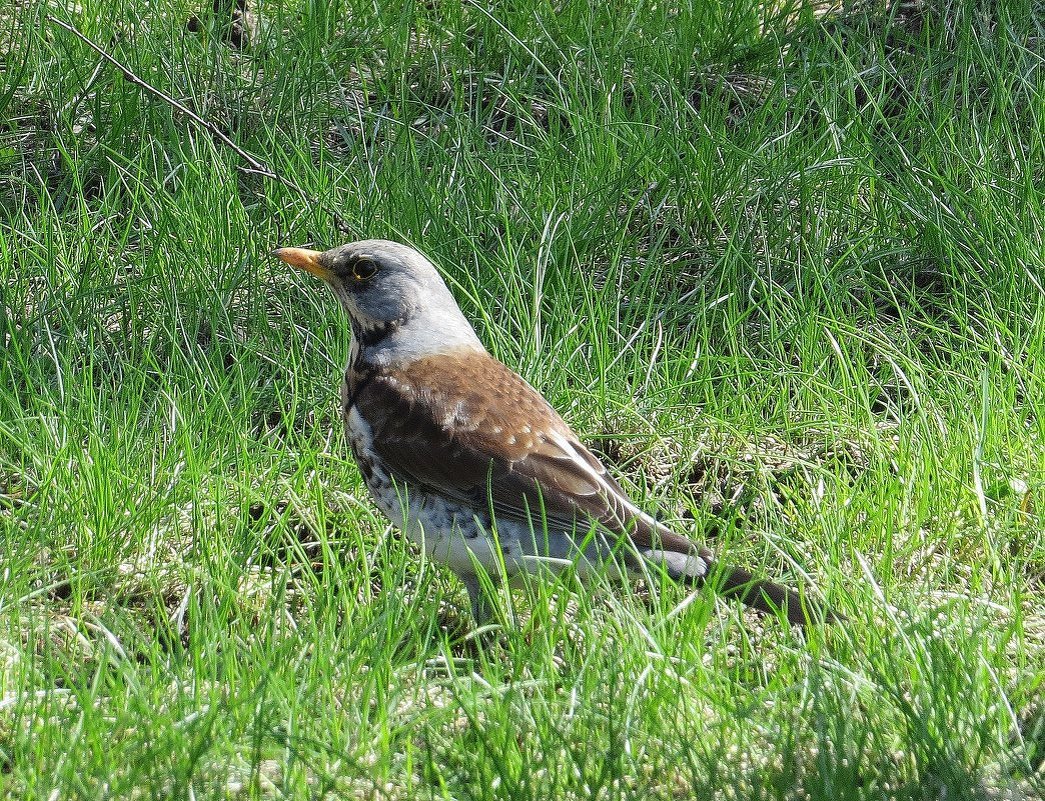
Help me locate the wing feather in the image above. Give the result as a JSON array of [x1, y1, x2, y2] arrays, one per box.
[[352, 352, 697, 556]]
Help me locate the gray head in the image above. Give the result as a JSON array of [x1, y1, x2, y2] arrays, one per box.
[[274, 239, 484, 364]]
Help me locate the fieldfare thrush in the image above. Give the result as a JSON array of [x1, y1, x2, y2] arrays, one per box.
[[274, 240, 835, 626]]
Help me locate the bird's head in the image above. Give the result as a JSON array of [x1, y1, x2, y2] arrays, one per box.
[[274, 239, 483, 362]]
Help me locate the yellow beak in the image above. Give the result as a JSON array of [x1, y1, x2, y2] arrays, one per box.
[[272, 247, 335, 282]]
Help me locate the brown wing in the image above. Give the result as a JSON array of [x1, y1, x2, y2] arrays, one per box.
[[352, 350, 701, 558], [353, 350, 835, 625]]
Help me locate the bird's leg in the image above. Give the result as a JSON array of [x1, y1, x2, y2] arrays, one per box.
[[460, 573, 497, 626], [459, 572, 486, 622]]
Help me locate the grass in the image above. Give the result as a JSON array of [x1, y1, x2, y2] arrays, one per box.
[[1, 0, 1044, 796]]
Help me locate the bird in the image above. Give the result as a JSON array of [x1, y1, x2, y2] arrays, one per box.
[[274, 240, 835, 626]]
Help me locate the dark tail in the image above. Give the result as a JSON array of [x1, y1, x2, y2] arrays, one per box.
[[712, 561, 839, 626], [631, 516, 837, 626]]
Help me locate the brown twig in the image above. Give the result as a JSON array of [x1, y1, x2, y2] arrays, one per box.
[[45, 14, 352, 235]]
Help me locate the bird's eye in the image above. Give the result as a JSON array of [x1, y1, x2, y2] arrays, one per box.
[[351, 257, 378, 281]]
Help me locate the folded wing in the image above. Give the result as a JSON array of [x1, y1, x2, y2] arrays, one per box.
[[352, 350, 830, 625]]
